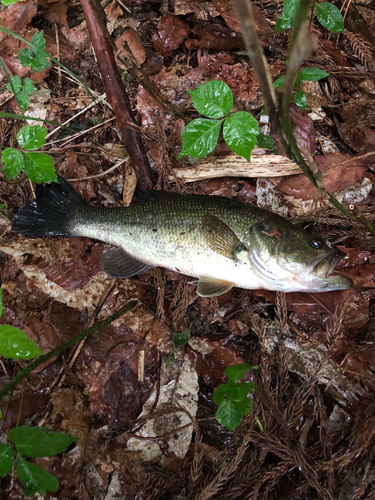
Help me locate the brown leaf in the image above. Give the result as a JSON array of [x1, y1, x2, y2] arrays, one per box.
[[277, 153, 367, 201], [0, 0, 37, 43], [152, 14, 191, 58], [188, 341, 244, 386], [44, 0, 68, 27], [116, 28, 146, 66]]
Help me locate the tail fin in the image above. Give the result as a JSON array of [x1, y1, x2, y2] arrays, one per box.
[[12, 176, 87, 237]]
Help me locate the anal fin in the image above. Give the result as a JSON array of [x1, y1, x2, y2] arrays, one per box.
[[196, 277, 234, 297], [100, 248, 153, 278]]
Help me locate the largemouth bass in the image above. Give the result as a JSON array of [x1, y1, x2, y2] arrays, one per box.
[[12, 177, 352, 296]]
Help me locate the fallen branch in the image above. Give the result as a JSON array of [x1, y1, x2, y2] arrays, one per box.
[[0, 301, 137, 402], [170, 149, 302, 183], [80, 0, 155, 190]]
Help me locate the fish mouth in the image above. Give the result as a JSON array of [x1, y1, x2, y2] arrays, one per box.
[[311, 248, 346, 279]]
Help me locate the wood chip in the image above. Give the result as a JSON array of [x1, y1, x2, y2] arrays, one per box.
[[170, 148, 302, 183]]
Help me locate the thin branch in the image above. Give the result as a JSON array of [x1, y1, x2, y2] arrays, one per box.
[[80, 0, 155, 190], [232, 0, 278, 128], [233, 0, 375, 237], [0, 301, 137, 402]]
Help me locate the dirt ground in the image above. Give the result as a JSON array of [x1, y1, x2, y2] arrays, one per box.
[[0, 0, 374, 499]]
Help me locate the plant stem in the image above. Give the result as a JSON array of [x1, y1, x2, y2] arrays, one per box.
[[0, 301, 137, 402], [233, 0, 375, 237]]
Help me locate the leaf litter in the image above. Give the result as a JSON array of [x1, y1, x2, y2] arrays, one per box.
[[0, 0, 374, 499]]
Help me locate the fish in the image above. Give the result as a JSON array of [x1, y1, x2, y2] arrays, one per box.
[[12, 177, 353, 297]]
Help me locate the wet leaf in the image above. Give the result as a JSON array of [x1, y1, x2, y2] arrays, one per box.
[[16, 455, 59, 497], [295, 68, 329, 87], [295, 90, 308, 109], [225, 379, 256, 402], [2, 0, 19, 5], [178, 118, 222, 158], [1, 148, 24, 180], [17, 125, 46, 150], [256, 133, 278, 154], [172, 328, 191, 348], [316, 2, 345, 33], [274, 75, 285, 89], [225, 362, 257, 382], [188, 80, 233, 118], [24, 152, 57, 184], [223, 111, 259, 161], [275, 0, 298, 31], [0, 443, 14, 477], [0, 325, 44, 360], [9, 426, 76, 457], [215, 398, 242, 431]]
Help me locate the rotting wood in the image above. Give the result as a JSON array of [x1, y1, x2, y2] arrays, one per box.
[[169, 148, 302, 183]]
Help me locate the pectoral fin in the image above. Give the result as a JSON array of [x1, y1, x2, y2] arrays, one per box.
[[101, 248, 153, 278], [197, 277, 234, 297], [202, 214, 246, 259]]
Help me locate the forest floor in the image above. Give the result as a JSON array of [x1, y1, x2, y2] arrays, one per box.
[[0, 0, 374, 499]]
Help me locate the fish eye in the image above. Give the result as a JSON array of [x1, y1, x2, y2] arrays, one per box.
[[310, 239, 323, 249]]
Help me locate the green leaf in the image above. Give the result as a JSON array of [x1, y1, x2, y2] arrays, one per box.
[[2, 148, 25, 180], [215, 399, 243, 431], [172, 328, 191, 348], [24, 152, 57, 184], [316, 2, 344, 33], [18, 31, 50, 72], [9, 426, 77, 457], [213, 383, 228, 405], [23, 78, 36, 94], [225, 379, 256, 402], [18, 48, 35, 68], [224, 362, 253, 382], [1, 0, 20, 5], [16, 455, 59, 497], [188, 80, 233, 118], [17, 124, 47, 150], [235, 398, 253, 415], [275, 0, 299, 31], [178, 118, 222, 159], [294, 90, 308, 109], [256, 133, 278, 154], [273, 75, 285, 89], [223, 112, 259, 161], [6, 76, 36, 113], [0, 325, 43, 360], [295, 68, 329, 88], [17, 92, 31, 113], [0, 442, 15, 477], [0, 288, 3, 318], [166, 350, 175, 366], [6, 75, 22, 94]]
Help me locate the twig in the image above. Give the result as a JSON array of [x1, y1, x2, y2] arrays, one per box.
[[80, 0, 155, 190], [232, 0, 278, 130], [233, 0, 375, 237], [0, 301, 137, 402]]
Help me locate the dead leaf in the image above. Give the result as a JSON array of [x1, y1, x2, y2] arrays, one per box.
[[277, 153, 368, 201], [152, 14, 191, 58], [116, 28, 146, 66]]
